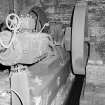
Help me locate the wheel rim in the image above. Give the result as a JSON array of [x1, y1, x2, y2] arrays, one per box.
[[72, 2, 88, 74]]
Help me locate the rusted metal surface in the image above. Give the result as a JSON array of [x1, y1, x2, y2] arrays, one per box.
[[0, 47, 72, 105], [11, 68, 30, 105], [28, 52, 71, 105], [9, 47, 72, 105], [0, 69, 10, 105], [0, 0, 77, 105]]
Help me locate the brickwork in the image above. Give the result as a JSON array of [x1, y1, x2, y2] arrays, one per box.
[[80, 83, 105, 105], [0, 70, 10, 105], [22, 0, 76, 25], [0, 0, 9, 22], [80, 0, 105, 101]]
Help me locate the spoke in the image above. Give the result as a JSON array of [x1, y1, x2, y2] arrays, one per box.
[[8, 16, 11, 21], [10, 24, 13, 28], [10, 23, 14, 28], [14, 17, 18, 24]]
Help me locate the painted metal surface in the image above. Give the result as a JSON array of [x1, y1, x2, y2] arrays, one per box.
[[0, 46, 72, 105], [0, 1, 74, 104], [28, 47, 71, 105], [0, 69, 10, 105], [72, 1, 88, 74], [11, 68, 30, 105]]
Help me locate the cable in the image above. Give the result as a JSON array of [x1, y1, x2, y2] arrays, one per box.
[[11, 89, 23, 105], [0, 31, 16, 48], [39, 22, 49, 33]]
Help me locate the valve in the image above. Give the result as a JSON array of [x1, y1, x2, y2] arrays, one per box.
[[6, 13, 20, 31], [0, 13, 21, 48]]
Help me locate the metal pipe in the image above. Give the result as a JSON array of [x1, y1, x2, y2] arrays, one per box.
[[8, 0, 14, 13]]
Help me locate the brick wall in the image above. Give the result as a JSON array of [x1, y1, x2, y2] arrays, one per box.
[[0, 0, 105, 37], [22, 0, 76, 25], [87, 0, 105, 62], [88, 0, 105, 37], [0, 0, 9, 22]]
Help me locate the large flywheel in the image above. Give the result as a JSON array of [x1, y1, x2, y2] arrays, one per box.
[[72, 1, 88, 74]]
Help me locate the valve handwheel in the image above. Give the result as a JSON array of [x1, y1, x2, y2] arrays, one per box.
[[0, 13, 21, 48], [6, 13, 20, 31]]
